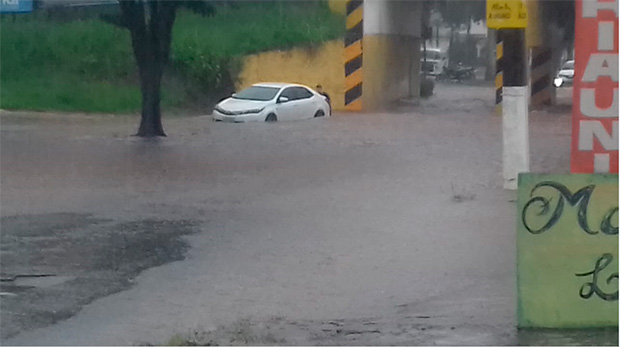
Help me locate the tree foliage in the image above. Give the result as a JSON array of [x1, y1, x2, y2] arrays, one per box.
[[436, 0, 485, 29], [431, 0, 485, 65]]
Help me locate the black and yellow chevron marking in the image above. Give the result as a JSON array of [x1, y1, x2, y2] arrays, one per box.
[[530, 47, 552, 106], [495, 32, 503, 116], [344, 0, 363, 111]]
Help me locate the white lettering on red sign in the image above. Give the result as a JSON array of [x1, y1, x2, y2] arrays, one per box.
[[578, 120, 619, 151], [580, 89, 618, 118], [582, 0, 618, 17], [572, 0, 619, 173], [582, 54, 619, 82]]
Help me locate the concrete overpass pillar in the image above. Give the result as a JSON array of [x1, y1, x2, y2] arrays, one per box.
[[362, 0, 422, 111], [344, 0, 364, 111], [333, 0, 424, 111], [526, 0, 556, 107]]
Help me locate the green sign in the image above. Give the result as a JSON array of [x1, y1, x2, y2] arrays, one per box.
[[517, 174, 618, 328]]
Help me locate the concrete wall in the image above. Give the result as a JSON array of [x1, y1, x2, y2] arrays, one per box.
[[363, 0, 422, 110], [238, 0, 424, 113], [328, 0, 346, 15], [236, 40, 346, 111], [517, 174, 619, 328]]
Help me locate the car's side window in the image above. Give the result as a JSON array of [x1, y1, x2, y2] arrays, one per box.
[[295, 87, 313, 100], [289, 88, 303, 101], [279, 88, 295, 101]]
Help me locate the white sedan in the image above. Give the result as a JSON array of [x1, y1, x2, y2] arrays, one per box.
[[553, 60, 574, 88], [213, 83, 331, 123]]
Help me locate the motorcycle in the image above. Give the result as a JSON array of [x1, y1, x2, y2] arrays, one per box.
[[436, 63, 476, 82]]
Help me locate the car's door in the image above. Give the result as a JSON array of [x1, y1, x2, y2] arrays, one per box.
[[291, 87, 315, 119], [276, 87, 297, 121]]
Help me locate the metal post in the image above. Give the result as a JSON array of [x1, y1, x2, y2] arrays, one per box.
[[423, 38, 427, 78]]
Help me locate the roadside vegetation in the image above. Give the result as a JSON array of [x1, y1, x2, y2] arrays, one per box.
[[0, 1, 344, 113], [164, 319, 285, 346]]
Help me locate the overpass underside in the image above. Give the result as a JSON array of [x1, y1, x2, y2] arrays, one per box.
[[334, 0, 563, 112]]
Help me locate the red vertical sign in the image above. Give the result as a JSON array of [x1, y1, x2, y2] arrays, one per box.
[[571, 0, 619, 173]]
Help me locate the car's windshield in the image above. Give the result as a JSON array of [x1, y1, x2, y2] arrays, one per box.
[[233, 86, 280, 101], [428, 52, 443, 60], [421, 51, 443, 61], [563, 61, 574, 70]]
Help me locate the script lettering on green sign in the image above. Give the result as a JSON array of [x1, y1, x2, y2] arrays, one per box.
[[575, 253, 618, 302], [521, 181, 618, 236], [517, 174, 618, 328]]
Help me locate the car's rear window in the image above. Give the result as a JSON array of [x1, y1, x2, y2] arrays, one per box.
[[233, 86, 280, 101]]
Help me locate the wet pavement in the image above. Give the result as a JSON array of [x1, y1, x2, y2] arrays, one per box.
[[1, 214, 199, 339], [1, 83, 617, 345]]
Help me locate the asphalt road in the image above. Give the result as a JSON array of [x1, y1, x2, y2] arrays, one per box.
[[1, 84, 616, 345]]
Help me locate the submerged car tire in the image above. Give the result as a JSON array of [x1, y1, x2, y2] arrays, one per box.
[[314, 110, 325, 118], [265, 113, 277, 122]]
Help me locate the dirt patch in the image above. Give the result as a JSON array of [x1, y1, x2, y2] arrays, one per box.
[[0, 213, 200, 339], [161, 318, 287, 346], [155, 316, 618, 346]]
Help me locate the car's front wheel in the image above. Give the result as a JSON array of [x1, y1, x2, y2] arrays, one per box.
[[314, 110, 325, 118], [265, 113, 278, 122]]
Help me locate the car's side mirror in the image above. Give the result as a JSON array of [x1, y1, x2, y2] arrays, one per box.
[[278, 96, 289, 103], [232, 93, 237, 98]]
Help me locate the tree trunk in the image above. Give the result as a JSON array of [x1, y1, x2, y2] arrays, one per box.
[[137, 64, 166, 137], [448, 26, 455, 65], [119, 0, 177, 138], [567, 39, 574, 60], [466, 21, 472, 66]]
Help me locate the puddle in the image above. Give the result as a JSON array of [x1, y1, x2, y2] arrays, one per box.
[[0, 276, 75, 295], [1, 215, 200, 339], [13, 275, 75, 288]]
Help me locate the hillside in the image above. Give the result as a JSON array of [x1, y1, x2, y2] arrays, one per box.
[[0, 1, 344, 113]]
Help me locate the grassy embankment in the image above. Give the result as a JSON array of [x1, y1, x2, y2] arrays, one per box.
[[0, 2, 344, 113]]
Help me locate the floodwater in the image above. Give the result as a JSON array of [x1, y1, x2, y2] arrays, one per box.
[[1, 84, 617, 345]]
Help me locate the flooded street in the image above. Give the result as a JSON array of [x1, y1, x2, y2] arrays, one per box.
[[1, 84, 616, 345]]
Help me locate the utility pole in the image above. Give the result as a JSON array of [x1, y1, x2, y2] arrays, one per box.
[[487, 0, 529, 190], [485, 28, 496, 81], [500, 29, 528, 190], [422, 0, 430, 78]]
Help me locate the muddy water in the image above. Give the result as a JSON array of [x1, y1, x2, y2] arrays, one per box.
[[1, 84, 617, 345]]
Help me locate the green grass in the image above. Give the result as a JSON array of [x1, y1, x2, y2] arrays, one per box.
[[0, 1, 344, 113]]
